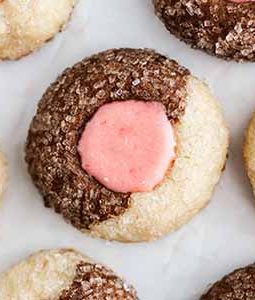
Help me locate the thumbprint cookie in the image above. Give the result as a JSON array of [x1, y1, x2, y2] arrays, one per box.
[[25, 48, 229, 242]]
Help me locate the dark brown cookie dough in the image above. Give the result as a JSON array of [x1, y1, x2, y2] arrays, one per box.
[[59, 262, 138, 300], [25, 48, 189, 231], [154, 0, 255, 61], [201, 264, 255, 300]]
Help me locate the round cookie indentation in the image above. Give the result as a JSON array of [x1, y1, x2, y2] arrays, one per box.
[[78, 100, 176, 193], [0, 0, 75, 60], [201, 264, 255, 300], [0, 249, 138, 300], [153, 0, 255, 61], [25, 48, 229, 242]]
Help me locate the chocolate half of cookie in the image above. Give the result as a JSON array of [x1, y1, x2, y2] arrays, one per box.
[[59, 261, 138, 300], [153, 0, 255, 61], [201, 264, 255, 300], [25, 48, 190, 232]]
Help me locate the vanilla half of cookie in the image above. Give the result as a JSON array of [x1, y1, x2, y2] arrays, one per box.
[[0, 249, 138, 299], [25, 48, 229, 242], [0, 0, 75, 60]]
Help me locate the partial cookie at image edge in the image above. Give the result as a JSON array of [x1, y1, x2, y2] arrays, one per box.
[[244, 112, 255, 194], [201, 264, 255, 300], [153, 0, 255, 61], [0, 0, 76, 60], [0, 248, 138, 300]]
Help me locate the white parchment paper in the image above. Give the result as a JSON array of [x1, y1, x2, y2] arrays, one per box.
[[0, 1, 255, 299]]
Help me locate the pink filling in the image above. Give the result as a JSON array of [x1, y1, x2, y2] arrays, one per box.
[[78, 100, 176, 193]]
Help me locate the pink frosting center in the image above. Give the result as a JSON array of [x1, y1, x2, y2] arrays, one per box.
[[78, 100, 176, 193]]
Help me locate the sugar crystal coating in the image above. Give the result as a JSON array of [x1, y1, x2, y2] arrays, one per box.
[[59, 262, 138, 300], [154, 0, 255, 61], [201, 264, 255, 300]]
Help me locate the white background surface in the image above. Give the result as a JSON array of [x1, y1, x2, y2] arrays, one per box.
[[0, 1, 255, 299]]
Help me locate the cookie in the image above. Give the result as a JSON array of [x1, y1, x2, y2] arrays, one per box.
[[244, 112, 255, 193], [0, 150, 7, 201], [25, 48, 229, 242], [153, 0, 255, 61], [0, 248, 138, 299], [201, 264, 255, 300], [0, 0, 75, 60]]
